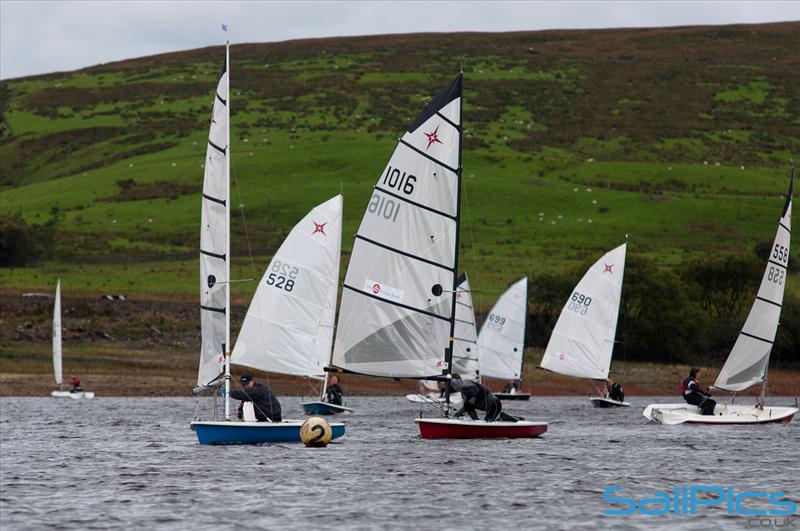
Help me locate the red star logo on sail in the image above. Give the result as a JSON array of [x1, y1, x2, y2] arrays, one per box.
[[312, 221, 327, 236], [210, 110, 217, 124], [603, 263, 614, 274], [424, 125, 443, 150]]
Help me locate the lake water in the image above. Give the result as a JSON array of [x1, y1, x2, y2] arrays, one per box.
[[1, 395, 798, 529]]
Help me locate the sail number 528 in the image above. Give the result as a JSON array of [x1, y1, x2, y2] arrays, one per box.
[[267, 260, 297, 292], [767, 265, 784, 285]]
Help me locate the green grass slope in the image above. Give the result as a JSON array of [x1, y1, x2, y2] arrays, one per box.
[[1, 23, 798, 303]]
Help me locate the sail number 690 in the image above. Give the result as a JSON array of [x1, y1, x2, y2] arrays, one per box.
[[568, 292, 592, 315]]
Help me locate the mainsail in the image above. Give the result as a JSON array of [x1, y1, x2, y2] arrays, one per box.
[[197, 55, 230, 387], [478, 277, 528, 380], [53, 279, 62, 387], [714, 166, 794, 392], [540, 243, 627, 380], [332, 74, 463, 378], [451, 273, 479, 381], [232, 195, 343, 378]]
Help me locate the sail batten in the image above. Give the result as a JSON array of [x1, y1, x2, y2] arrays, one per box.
[[540, 244, 627, 381], [714, 167, 793, 392], [332, 73, 463, 379]]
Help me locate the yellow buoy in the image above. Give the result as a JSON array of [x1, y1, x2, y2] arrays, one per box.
[[300, 417, 332, 447]]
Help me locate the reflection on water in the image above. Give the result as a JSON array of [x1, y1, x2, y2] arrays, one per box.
[[1, 396, 798, 529]]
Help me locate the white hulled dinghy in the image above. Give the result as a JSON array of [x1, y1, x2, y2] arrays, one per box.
[[189, 44, 343, 444], [328, 71, 546, 439], [644, 165, 797, 425], [50, 279, 94, 399], [478, 278, 532, 401], [539, 243, 630, 408]]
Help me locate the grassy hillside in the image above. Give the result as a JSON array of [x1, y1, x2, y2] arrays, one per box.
[[1, 22, 799, 306]]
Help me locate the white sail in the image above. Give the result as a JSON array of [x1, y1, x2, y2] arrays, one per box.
[[714, 169, 793, 392], [478, 277, 528, 380], [232, 195, 343, 378], [452, 273, 479, 380], [540, 243, 627, 380], [197, 58, 229, 387], [332, 74, 463, 378], [53, 279, 62, 386]]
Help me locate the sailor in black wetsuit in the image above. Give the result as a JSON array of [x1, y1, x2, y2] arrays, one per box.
[[607, 379, 624, 402], [230, 373, 282, 422], [681, 367, 715, 415], [325, 375, 344, 406], [450, 373, 503, 422]]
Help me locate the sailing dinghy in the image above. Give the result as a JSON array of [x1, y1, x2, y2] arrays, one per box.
[[539, 243, 630, 408], [189, 43, 343, 444], [644, 165, 797, 425], [479, 278, 532, 401], [328, 71, 546, 439], [50, 279, 94, 399]]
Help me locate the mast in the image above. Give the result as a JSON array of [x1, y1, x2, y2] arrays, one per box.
[[444, 68, 464, 414], [519, 277, 528, 388], [223, 40, 232, 421]]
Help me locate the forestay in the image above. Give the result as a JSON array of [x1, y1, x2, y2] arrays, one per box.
[[452, 273, 479, 381], [540, 243, 627, 380], [53, 279, 62, 386], [714, 168, 794, 392], [478, 277, 528, 380], [332, 74, 463, 378], [197, 59, 229, 387], [232, 195, 342, 378]]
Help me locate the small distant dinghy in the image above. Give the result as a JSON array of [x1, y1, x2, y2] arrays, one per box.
[[589, 397, 630, 408], [644, 165, 797, 425], [540, 243, 631, 408], [479, 278, 532, 401], [328, 71, 546, 439], [189, 43, 343, 444], [50, 279, 94, 400]]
